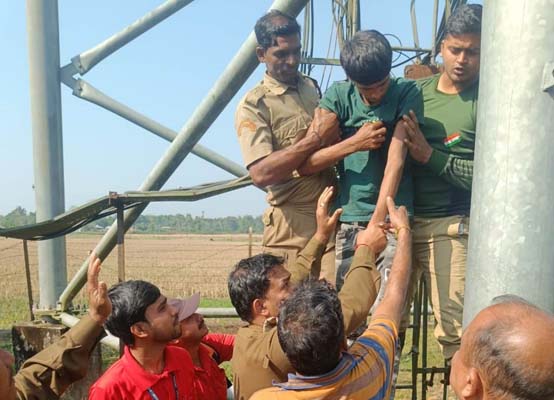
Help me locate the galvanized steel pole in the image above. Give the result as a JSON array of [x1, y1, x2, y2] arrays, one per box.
[[63, 78, 248, 177], [26, 0, 67, 310], [464, 0, 554, 325], [70, 0, 195, 75], [58, 0, 310, 310]]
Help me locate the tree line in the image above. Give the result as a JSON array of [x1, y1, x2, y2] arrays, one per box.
[[0, 207, 263, 234]]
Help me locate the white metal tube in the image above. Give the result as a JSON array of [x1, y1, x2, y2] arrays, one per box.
[[26, 0, 68, 310]]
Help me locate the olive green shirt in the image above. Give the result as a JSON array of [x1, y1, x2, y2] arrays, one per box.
[[413, 74, 477, 217], [15, 315, 104, 399]]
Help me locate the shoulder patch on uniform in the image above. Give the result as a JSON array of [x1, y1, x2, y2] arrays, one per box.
[[237, 120, 257, 137]]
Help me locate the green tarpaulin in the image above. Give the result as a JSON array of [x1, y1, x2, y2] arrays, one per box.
[[0, 176, 252, 241]]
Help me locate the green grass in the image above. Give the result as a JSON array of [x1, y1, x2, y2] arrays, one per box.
[[0, 297, 35, 329], [199, 298, 233, 308]]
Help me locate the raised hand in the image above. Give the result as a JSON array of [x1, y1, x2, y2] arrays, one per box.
[[385, 197, 410, 237], [403, 110, 433, 163], [356, 223, 388, 255], [314, 186, 342, 244], [86, 253, 112, 325], [351, 120, 387, 151]]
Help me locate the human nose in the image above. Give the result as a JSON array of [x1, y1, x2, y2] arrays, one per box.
[[286, 53, 299, 66], [168, 304, 178, 316], [457, 50, 468, 64]]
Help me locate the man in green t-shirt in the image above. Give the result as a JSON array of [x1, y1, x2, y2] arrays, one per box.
[[297, 30, 422, 398], [298, 30, 422, 303], [401, 4, 481, 361]]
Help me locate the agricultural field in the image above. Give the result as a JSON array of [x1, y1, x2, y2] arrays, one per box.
[[0, 233, 454, 399]]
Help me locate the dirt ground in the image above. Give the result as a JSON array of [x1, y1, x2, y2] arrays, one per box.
[[0, 233, 262, 322]]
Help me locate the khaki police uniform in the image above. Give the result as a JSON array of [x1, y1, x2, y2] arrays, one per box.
[[235, 72, 336, 281], [231, 238, 380, 400], [14, 314, 104, 399]]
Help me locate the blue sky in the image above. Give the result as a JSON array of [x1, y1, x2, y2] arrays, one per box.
[[1, 0, 449, 218]]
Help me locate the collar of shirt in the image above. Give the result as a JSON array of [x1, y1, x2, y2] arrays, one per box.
[[273, 352, 356, 391], [262, 316, 278, 333], [120, 345, 184, 393], [195, 343, 218, 372], [263, 72, 302, 96]]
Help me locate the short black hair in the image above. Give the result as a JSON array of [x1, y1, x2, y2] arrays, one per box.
[[105, 280, 160, 346], [340, 30, 392, 85], [445, 4, 482, 37], [255, 9, 301, 50], [228, 253, 284, 322], [277, 279, 344, 376]]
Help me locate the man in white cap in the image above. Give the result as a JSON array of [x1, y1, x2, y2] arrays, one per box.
[[169, 294, 235, 400]]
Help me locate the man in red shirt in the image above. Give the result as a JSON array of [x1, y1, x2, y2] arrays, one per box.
[[170, 293, 235, 399], [89, 280, 196, 399]]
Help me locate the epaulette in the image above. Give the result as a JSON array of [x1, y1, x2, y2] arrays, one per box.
[[244, 84, 269, 105], [304, 75, 322, 98]]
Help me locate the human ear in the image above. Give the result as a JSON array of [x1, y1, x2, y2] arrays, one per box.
[[256, 46, 266, 63], [253, 298, 270, 318], [130, 322, 150, 339], [460, 367, 483, 399]]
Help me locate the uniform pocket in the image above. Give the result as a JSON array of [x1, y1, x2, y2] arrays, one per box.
[[272, 115, 309, 149], [446, 215, 469, 237]]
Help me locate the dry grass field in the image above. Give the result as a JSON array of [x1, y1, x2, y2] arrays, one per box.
[[0, 233, 263, 325], [0, 233, 454, 399]]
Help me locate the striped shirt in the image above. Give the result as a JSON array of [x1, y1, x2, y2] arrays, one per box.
[[250, 318, 397, 400]]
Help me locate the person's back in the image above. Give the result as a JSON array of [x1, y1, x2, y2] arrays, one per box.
[[232, 322, 290, 398], [251, 314, 397, 400]]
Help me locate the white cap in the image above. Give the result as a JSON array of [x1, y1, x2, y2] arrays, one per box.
[[168, 293, 201, 322]]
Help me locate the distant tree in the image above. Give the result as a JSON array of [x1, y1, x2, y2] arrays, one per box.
[[0, 207, 36, 228], [1, 206, 263, 234]]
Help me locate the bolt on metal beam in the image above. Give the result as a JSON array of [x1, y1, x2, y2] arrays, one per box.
[[62, 77, 248, 178]]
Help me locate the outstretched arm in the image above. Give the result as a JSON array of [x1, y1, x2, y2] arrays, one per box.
[[15, 254, 110, 399], [291, 186, 342, 283], [339, 223, 388, 335], [372, 198, 412, 329], [369, 120, 409, 225]]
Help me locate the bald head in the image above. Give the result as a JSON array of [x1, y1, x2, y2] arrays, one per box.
[[452, 299, 554, 400]]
